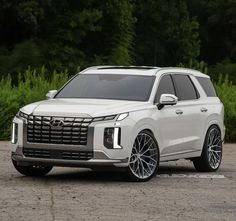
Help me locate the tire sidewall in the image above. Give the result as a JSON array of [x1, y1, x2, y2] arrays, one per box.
[[202, 125, 222, 171], [127, 130, 160, 182]]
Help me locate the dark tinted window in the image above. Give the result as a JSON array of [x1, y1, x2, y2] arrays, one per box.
[[197, 77, 216, 97], [56, 74, 155, 101], [172, 75, 198, 100], [155, 75, 175, 103]]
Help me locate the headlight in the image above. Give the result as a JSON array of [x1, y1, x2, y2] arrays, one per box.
[[17, 111, 29, 120], [93, 115, 116, 122], [117, 113, 129, 121], [92, 113, 128, 122]]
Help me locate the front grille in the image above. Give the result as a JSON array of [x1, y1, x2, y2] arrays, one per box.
[[27, 116, 93, 145], [23, 148, 93, 160]]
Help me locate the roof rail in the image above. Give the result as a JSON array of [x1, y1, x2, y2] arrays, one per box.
[[97, 66, 158, 70], [80, 66, 115, 73], [80, 65, 159, 73]]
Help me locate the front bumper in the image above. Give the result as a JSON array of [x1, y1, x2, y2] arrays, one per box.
[[12, 148, 129, 168], [11, 116, 134, 168]]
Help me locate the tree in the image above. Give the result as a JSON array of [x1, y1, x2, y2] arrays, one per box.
[[187, 0, 236, 64], [104, 0, 136, 65], [0, 0, 137, 73], [134, 0, 200, 66]]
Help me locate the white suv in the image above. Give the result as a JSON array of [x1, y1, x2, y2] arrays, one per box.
[[11, 66, 225, 181]]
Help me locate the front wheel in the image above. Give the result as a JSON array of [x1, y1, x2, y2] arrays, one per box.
[[193, 125, 223, 172], [12, 160, 53, 177], [127, 130, 159, 182]]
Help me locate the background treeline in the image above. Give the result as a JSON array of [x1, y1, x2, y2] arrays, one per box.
[[0, 0, 235, 82], [0, 0, 235, 141]]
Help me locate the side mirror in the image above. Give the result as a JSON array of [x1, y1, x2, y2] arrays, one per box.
[[157, 94, 178, 110], [46, 90, 58, 99]]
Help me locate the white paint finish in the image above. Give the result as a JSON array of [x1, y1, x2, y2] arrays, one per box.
[[21, 98, 152, 117]]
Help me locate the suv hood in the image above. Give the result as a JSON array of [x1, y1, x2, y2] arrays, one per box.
[[21, 99, 152, 117]]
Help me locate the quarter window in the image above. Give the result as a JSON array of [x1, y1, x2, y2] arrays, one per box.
[[197, 77, 216, 97], [155, 75, 175, 103], [172, 75, 198, 101]]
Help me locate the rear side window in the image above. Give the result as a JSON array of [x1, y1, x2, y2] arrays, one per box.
[[155, 75, 175, 103], [197, 77, 217, 97], [172, 75, 198, 101]]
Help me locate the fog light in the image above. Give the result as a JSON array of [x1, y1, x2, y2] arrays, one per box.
[[104, 127, 122, 149], [11, 123, 18, 144]]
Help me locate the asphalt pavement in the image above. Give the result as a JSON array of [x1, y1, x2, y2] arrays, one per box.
[[0, 142, 235, 221]]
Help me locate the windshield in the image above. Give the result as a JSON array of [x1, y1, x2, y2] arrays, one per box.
[[55, 74, 155, 101]]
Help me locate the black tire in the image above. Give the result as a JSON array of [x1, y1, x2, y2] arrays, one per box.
[[127, 130, 159, 182], [12, 160, 53, 177], [193, 125, 222, 172]]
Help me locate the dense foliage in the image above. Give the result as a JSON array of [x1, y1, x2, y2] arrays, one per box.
[[214, 76, 236, 142], [0, 68, 70, 139], [0, 1, 235, 141], [0, 0, 235, 82]]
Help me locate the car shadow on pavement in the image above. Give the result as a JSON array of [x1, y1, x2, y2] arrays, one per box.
[[40, 169, 128, 182], [158, 165, 196, 174], [14, 164, 198, 183]]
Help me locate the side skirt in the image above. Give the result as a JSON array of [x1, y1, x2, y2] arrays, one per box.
[[160, 150, 201, 162]]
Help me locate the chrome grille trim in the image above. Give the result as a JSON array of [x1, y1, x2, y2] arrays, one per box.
[[27, 116, 93, 145]]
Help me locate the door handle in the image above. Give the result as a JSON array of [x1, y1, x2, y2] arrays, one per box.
[[201, 107, 208, 112], [175, 109, 183, 115]]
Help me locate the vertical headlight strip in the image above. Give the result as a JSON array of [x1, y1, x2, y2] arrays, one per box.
[[104, 127, 122, 149], [113, 128, 122, 149], [11, 123, 18, 144]]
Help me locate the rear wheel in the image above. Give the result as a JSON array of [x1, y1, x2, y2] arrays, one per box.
[[127, 130, 159, 182], [193, 125, 222, 172], [12, 160, 53, 176]]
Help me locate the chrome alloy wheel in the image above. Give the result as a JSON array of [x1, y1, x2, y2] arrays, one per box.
[[207, 127, 222, 169], [129, 133, 158, 179]]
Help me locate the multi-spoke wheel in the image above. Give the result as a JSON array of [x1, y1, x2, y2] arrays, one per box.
[[193, 125, 223, 172], [127, 130, 159, 181], [12, 159, 53, 176]]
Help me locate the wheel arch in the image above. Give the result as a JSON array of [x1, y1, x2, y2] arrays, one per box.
[[133, 123, 160, 144], [128, 123, 160, 159], [205, 120, 224, 141], [141, 128, 154, 136]]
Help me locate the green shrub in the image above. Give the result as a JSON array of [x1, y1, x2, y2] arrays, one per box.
[[179, 60, 208, 74], [214, 75, 236, 142], [0, 67, 235, 142], [209, 62, 236, 85], [0, 67, 70, 139]]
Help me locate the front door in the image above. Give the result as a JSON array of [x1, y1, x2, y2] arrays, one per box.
[[155, 73, 204, 157]]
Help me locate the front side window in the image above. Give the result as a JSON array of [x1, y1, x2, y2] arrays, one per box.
[[172, 75, 198, 101], [155, 75, 175, 103], [56, 74, 155, 101]]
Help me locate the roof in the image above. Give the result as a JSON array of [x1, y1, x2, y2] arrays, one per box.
[[81, 66, 208, 78]]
